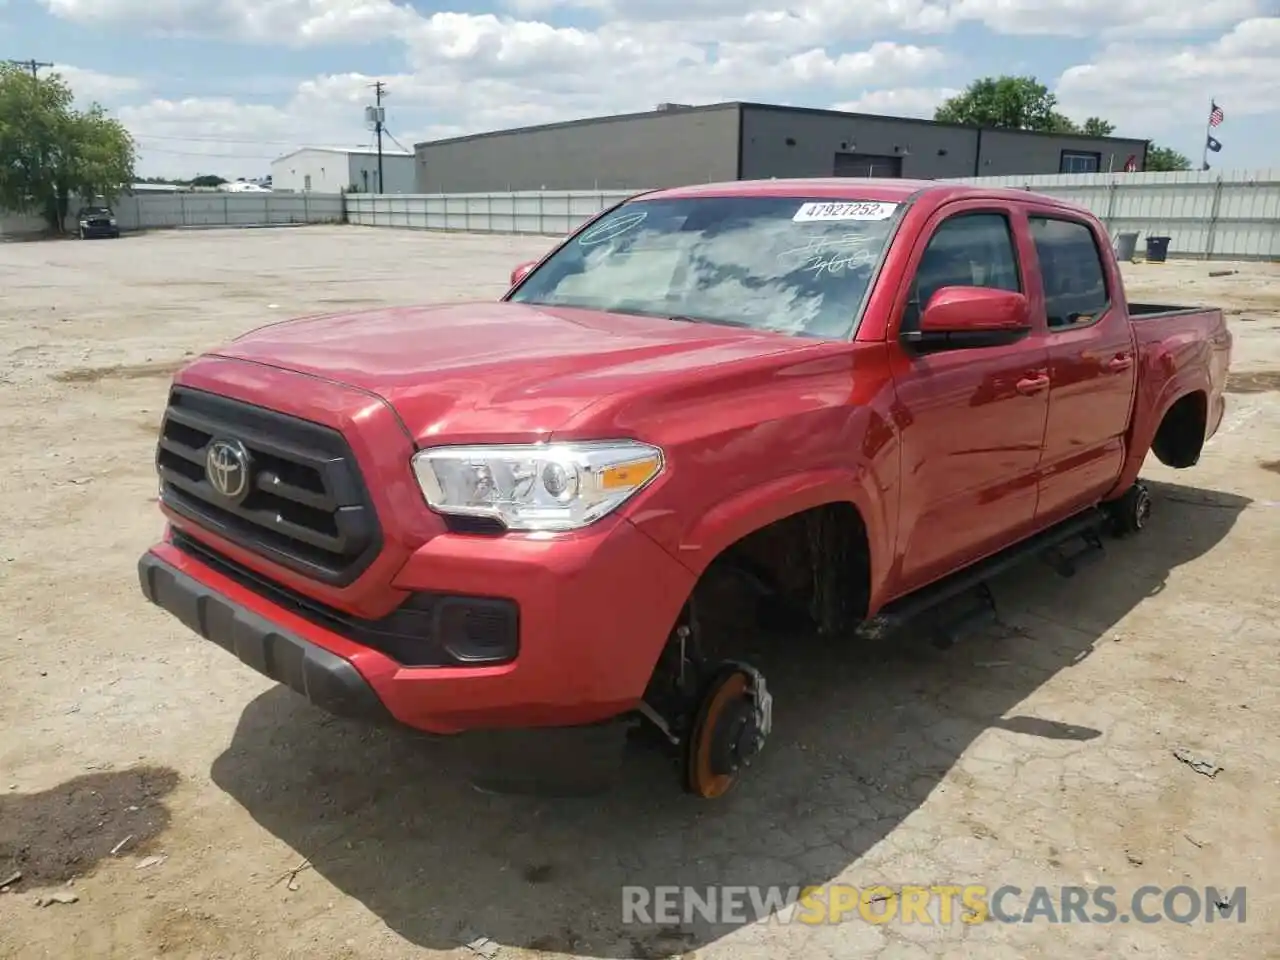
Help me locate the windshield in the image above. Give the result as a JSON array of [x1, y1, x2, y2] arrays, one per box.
[[80, 207, 112, 216], [507, 195, 903, 339]]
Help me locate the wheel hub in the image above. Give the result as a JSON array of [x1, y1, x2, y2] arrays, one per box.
[[1135, 490, 1152, 527], [683, 663, 772, 798]]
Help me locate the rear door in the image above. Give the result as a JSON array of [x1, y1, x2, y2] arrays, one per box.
[[1024, 209, 1138, 524], [885, 202, 1052, 597]]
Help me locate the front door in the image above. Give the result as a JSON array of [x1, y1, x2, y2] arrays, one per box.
[[885, 204, 1051, 598], [1024, 211, 1138, 524]]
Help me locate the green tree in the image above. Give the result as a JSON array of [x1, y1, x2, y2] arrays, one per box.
[[190, 173, 227, 187], [0, 64, 136, 233], [935, 76, 1069, 132], [1144, 143, 1191, 171], [934, 76, 1128, 139]]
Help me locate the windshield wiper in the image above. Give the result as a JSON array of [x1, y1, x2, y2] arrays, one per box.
[[667, 314, 756, 329]]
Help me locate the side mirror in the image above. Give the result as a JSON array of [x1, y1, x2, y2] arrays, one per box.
[[903, 286, 1031, 350], [510, 261, 537, 287]]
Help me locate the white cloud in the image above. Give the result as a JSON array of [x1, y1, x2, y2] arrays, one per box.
[[43, 2, 1275, 177], [117, 29, 949, 178], [1056, 17, 1280, 131], [949, 0, 1268, 37], [50, 64, 145, 104], [41, 0, 1261, 43], [833, 87, 962, 118], [40, 0, 416, 43]]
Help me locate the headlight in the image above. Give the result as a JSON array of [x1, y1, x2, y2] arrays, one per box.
[[109, 218, 117, 225], [79, 220, 89, 227], [411, 440, 663, 532]]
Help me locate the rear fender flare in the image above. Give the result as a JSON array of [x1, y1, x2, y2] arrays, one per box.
[[1111, 372, 1211, 497]]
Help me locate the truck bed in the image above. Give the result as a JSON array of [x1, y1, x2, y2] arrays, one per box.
[[1128, 302, 1214, 320], [1119, 303, 1232, 487]]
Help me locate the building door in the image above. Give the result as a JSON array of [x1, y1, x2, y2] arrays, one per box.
[[833, 152, 903, 178]]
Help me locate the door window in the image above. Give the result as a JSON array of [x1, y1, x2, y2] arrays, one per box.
[[1028, 216, 1109, 328], [902, 213, 1021, 332]]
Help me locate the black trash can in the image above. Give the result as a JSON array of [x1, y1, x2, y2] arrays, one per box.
[[1145, 236, 1171, 263]]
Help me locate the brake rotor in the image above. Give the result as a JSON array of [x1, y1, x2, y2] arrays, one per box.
[[683, 665, 770, 799]]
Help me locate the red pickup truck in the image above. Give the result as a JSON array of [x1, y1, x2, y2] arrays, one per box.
[[138, 179, 1231, 799]]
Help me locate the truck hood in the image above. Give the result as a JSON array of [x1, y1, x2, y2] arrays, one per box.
[[211, 301, 798, 443]]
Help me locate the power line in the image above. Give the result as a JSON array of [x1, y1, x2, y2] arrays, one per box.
[[138, 145, 281, 159], [382, 127, 409, 153], [4, 59, 54, 80], [133, 132, 307, 146]]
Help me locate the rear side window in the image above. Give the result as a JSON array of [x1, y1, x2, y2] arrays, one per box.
[[1029, 216, 1109, 328], [903, 213, 1021, 332]]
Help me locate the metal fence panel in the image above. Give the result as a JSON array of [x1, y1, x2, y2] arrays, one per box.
[[944, 169, 1280, 260], [5, 176, 1278, 259], [343, 177, 1277, 260], [1, 192, 345, 236], [123, 192, 344, 228], [345, 190, 638, 237]]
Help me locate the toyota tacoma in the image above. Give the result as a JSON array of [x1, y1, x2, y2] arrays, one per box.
[[138, 178, 1232, 798]]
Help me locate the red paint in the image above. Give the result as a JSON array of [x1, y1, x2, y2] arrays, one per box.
[[919, 287, 1031, 334], [141, 177, 1231, 734]]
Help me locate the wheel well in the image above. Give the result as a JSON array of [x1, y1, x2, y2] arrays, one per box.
[[638, 502, 871, 742], [703, 501, 871, 637], [1151, 391, 1207, 468]]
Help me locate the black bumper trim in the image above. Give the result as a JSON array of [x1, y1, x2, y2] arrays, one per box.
[[138, 551, 393, 725]]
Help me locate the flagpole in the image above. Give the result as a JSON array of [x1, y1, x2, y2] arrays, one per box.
[[1202, 97, 1213, 171]]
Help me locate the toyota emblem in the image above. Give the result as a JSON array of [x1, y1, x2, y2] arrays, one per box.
[[205, 438, 252, 501]]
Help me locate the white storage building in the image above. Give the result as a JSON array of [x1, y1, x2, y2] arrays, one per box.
[[270, 147, 415, 194]]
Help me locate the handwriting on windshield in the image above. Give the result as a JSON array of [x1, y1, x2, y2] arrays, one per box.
[[777, 235, 879, 277], [578, 210, 649, 247]]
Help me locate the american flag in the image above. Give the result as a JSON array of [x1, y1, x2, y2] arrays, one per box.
[[1209, 102, 1224, 127]]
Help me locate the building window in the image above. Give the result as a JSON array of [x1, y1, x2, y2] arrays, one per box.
[[304, 174, 312, 191], [1059, 150, 1101, 174]]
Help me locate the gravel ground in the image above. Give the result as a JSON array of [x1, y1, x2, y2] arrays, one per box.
[[1, 226, 1278, 960]]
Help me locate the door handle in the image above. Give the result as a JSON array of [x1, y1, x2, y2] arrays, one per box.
[[1016, 374, 1050, 395], [1107, 355, 1134, 372]]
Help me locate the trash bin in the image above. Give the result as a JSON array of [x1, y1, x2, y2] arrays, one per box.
[[1115, 231, 1139, 262], [1145, 236, 1171, 263]]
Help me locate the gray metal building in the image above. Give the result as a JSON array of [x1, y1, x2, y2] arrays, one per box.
[[414, 102, 1150, 193]]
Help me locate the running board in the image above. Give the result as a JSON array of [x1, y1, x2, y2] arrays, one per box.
[[860, 508, 1108, 638]]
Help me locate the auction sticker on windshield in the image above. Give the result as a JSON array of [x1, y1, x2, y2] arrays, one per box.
[[792, 202, 898, 222]]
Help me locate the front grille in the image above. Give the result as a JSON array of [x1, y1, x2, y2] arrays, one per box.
[[172, 531, 519, 666], [156, 386, 381, 586]]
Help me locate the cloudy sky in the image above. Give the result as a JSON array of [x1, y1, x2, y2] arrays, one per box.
[[5, 0, 1278, 179]]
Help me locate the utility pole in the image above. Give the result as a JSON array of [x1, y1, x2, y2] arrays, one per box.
[[5, 59, 54, 80], [371, 80, 387, 194]]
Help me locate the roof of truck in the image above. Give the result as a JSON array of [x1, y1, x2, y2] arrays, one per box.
[[642, 177, 1081, 210]]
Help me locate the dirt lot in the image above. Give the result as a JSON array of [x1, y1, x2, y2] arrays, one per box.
[[1, 226, 1278, 960]]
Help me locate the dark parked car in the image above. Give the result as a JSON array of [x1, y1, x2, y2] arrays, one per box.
[[76, 206, 120, 239]]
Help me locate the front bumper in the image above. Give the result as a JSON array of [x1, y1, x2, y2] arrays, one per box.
[[138, 551, 393, 724], [139, 515, 695, 735]]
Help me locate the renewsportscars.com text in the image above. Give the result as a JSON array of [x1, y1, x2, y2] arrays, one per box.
[[621, 884, 1246, 926]]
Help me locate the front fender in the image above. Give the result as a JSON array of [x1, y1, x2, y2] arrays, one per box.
[[653, 465, 893, 611]]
